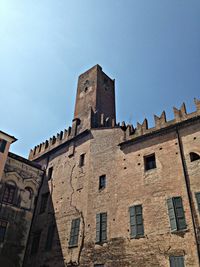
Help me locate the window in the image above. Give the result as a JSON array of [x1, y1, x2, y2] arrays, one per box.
[[96, 213, 107, 243], [79, 154, 85, 167], [2, 184, 16, 204], [39, 193, 49, 214], [167, 197, 187, 232], [169, 256, 185, 267], [47, 167, 53, 180], [31, 232, 41, 255], [45, 224, 55, 251], [129, 205, 144, 238], [195, 192, 200, 213], [0, 139, 7, 153], [190, 152, 200, 162], [69, 218, 80, 248], [0, 220, 7, 242], [144, 154, 156, 171], [99, 175, 106, 190], [94, 265, 104, 267]]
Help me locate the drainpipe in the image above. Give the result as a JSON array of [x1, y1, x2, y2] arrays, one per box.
[[176, 127, 200, 264]]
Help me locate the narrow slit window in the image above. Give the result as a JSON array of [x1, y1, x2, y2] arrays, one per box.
[[0, 139, 7, 153], [190, 152, 200, 162], [0, 220, 8, 242], [47, 167, 53, 180], [144, 154, 156, 171], [39, 193, 49, 214], [99, 175, 106, 190], [79, 154, 85, 167]]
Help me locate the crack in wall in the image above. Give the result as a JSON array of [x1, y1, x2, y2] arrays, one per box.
[[68, 162, 86, 266]]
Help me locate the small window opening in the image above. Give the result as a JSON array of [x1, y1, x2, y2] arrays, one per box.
[[79, 154, 85, 167], [0, 220, 8, 242], [47, 167, 53, 180], [0, 139, 7, 153], [144, 154, 156, 171], [190, 152, 200, 162], [84, 87, 88, 93], [99, 175, 106, 190]]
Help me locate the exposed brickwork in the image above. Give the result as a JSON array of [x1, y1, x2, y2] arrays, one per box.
[[24, 65, 200, 267]]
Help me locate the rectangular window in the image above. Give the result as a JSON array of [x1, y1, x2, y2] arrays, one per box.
[[69, 218, 80, 248], [39, 193, 49, 214], [144, 154, 156, 171], [195, 192, 200, 213], [2, 184, 16, 204], [47, 167, 53, 181], [31, 232, 41, 255], [167, 197, 186, 232], [94, 265, 104, 267], [79, 154, 85, 167], [99, 175, 106, 190], [0, 220, 7, 242], [96, 212, 107, 243], [129, 205, 144, 238], [0, 139, 7, 153], [45, 225, 55, 251], [169, 256, 185, 267]]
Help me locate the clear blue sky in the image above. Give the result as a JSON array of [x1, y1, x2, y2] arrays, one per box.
[[0, 0, 200, 157]]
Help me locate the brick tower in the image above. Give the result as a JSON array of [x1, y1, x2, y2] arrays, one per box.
[[73, 64, 116, 134]]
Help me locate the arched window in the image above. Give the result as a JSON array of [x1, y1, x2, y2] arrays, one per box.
[[2, 181, 17, 204], [190, 152, 200, 162]]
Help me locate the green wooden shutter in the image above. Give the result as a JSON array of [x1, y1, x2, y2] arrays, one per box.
[[195, 192, 200, 213], [167, 198, 177, 232], [173, 197, 186, 230], [170, 256, 185, 267], [135, 205, 144, 237], [129, 205, 144, 238], [69, 218, 80, 247], [96, 213, 101, 243], [129, 206, 136, 238], [101, 213, 107, 242]]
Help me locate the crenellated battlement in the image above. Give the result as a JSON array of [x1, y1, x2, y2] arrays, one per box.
[[29, 108, 117, 161], [121, 98, 200, 140]]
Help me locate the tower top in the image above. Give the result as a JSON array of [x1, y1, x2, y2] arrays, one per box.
[[73, 64, 116, 134]]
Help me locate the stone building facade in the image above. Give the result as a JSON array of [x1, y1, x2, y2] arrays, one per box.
[[22, 65, 200, 267], [0, 136, 44, 267]]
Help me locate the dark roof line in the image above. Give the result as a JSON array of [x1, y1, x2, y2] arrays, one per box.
[[8, 152, 43, 170]]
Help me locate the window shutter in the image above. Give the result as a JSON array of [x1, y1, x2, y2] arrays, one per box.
[[101, 213, 107, 242], [129, 206, 137, 238], [170, 256, 185, 267], [69, 218, 80, 247], [135, 205, 144, 236], [0, 184, 5, 202], [96, 214, 101, 243], [167, 198, 177, 231], [173, 197, 186, 230], [195, 192, 200, 213]]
